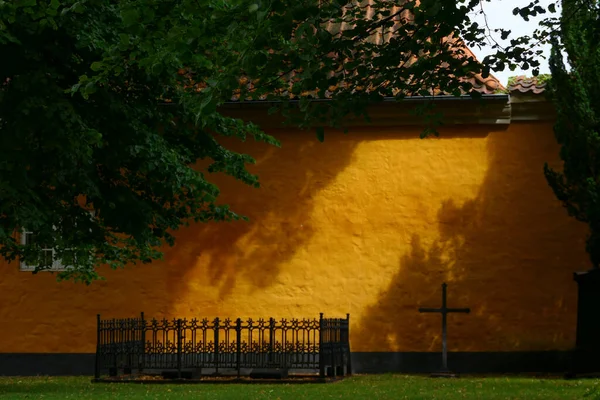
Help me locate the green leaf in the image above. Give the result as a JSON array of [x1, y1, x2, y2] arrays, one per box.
[[90, 61, 103, 71], [120, 8, 139, 27], [69, 83, 81, 94], [72, 2, 84, 13]]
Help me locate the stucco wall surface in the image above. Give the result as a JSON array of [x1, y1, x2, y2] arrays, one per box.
[[0, 122, 589, 354]]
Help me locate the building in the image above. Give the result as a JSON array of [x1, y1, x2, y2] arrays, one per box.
[[0, 74, 590, 375]]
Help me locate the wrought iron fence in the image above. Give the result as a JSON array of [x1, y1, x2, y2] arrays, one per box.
[[95, 312, 351, 379]]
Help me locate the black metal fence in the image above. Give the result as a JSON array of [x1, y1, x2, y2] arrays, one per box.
[[95, 312, 351, 379]]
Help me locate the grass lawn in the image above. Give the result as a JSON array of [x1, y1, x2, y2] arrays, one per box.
[[0, 375, 599, 399]]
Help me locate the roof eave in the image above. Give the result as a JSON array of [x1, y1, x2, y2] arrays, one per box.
[[220, 93, 509, 107], [219, 94, 512, 128]]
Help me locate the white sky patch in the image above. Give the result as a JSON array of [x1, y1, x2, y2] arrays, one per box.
[[468, 0, 557, 86]]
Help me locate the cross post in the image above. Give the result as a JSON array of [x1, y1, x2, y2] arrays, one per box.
[[419, 282, 470, 376]]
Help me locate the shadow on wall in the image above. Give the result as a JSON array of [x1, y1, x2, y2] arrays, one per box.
[[161, 129, 361, 302], [0, 128, 360, 352], [160, 124, 496, 314], [353, 123, 590, 353]]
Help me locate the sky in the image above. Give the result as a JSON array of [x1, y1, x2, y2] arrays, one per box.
[[469, 0, 556, 85]]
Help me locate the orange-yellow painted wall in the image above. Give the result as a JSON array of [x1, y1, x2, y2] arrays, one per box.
[[0, 121, 590, 354]]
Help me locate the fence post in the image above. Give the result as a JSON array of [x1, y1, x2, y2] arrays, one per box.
[[95, 314, 101, 379], [236, 318, 242, 378], [269, 318, 275, 367], [140, 312, 145, 374], [319, 313, 325, 378], [126, 318, 133, 374], [214, 317, 220, 375], [345, 313, 352, 376], [177, 319, 183, 379]]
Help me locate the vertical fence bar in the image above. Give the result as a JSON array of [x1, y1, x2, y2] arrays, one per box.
[[119, 319, 124, 373], [224, 320, 231, 369], [282, 320, 288, 368], [328, 315, 332, 376], [177, 319, 182, 379], [259, 320, 265, 368], [202, 323, 208, 369], [236, 318, 242, 378], [319, 313, 325, 377], [269, 318, 274, 367], [109, 319, 113, 375], [345, 313, 352, 376], [149, 319, 155, 370], [214, 317, 220, 374], [315, 319, 319, 370], [140, 312, 146, 373]]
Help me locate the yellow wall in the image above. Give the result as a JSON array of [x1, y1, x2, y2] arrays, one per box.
[[0, 121, 590, 354]]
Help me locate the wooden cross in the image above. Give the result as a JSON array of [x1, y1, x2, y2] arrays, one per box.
[[419, 282, 470, 376]]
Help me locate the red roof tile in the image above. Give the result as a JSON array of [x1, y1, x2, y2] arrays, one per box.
[[320, 0, 503, 94], [185, 1, 504, 102], [507, 76, 547, 94]]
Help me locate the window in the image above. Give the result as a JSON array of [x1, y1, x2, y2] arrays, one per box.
[[19, 211, 94, 272], [19, 229, 73, 272]]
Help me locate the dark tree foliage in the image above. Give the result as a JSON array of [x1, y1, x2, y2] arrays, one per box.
[[0, 0, 563, 282], [544, 0, 600, 267]]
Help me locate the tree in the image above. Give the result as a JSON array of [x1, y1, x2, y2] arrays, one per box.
[[0, 0, 559, 283], [1, 0, 277, 283], [543, 0, 600, 267]]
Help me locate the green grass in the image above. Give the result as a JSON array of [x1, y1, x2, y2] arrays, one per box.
[[0, 375, 599, 399]]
